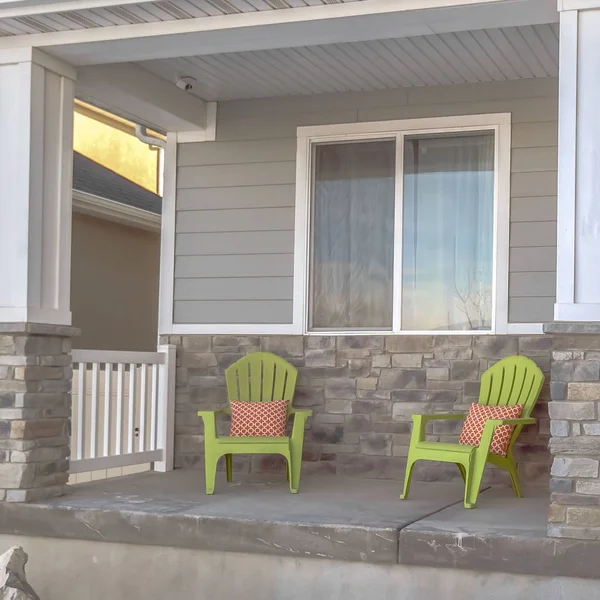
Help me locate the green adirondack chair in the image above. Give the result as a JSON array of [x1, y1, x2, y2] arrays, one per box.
[[400, 355, 544, 508], [198, 352, 312, 494]]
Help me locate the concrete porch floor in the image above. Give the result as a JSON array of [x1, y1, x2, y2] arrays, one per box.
[[0, 471, 598, 579]]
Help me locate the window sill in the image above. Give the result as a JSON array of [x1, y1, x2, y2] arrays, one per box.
[[305, 329, 489, 336]]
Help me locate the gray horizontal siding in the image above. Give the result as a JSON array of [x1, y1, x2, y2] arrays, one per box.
[[175, 254, 294, 278], [510, 147, 557, 173], [174, 301, 293, 324], [176, 231, 294, 256], [510, 272, 557, 297], [177, 185, 294, 211], [510, 196, 556, 222], [178, 161, 295, 189], [509, 297, 555, 323], [510, 247, 556, 272], [217, 78, 557, 117], [511, 171, 557, 198], [175, 77, 558, 326], [511, 222, 557, 247], [176, 207, 294, 233], [356, 97, 558, 125], [175, 277, 293, 301], [178, 139, 297, 166], [512, 121, 558, 148]]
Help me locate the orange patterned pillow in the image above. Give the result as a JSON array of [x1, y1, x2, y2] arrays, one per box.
[[458, 403, 523, 457], [230, 401, 288, 437]]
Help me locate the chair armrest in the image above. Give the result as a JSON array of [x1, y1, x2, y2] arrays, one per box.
[[481, 417, 536, 430], [197, 408, 230, 439], [478, 417, 537, 452], [290, 408, 313, 417], [290, 409, 312, 441]]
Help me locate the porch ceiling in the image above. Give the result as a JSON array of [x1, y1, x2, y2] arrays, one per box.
[[0, 0, 364, 35], [137, 23, 559, 101]]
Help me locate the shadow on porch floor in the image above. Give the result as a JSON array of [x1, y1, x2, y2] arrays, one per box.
[[0, 471, 596, 579]]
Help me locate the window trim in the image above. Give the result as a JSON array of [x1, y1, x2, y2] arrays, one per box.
[[293, 113, 512, 335]]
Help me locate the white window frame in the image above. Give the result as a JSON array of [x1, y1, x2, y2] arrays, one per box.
[[293, 113, 512, 336]]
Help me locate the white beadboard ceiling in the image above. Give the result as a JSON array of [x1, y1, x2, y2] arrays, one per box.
[[136, 24, 559, 101], [0, 0, 362, 35]]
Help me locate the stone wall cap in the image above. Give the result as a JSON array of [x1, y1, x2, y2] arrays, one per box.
[[543, 322, 600, 334], [0, 323, 80, 337]]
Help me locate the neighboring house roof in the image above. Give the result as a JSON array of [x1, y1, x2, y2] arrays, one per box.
[[73, 152, 161, 215]]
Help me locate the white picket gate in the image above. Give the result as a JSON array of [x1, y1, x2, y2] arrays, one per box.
[[70, 345, 175, 474]]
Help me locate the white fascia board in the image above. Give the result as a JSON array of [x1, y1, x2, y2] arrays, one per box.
[[0, 0, 153, 18], [0, 0, 558, 66], [75, 63, 207, 132], [73, 189, 161, 232], [0, 0, 537, 17]]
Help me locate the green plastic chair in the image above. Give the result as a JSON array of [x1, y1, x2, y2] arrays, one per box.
[[198, 352, 312, 494], [400, 355, 544, 508]]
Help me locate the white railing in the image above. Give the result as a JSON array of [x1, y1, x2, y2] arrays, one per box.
[[70, 345, 175, 474]]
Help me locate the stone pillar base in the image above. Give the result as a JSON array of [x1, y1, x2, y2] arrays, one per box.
[[0, 323, 78, 503], [545, 323, 600, 540]]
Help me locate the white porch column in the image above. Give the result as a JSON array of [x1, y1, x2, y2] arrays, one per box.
[[555, 3, 600, 321], [0, 48, 75, 326]]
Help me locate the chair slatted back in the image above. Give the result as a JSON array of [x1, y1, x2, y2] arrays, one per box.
[[225, 352, 297, 414], [478, 355, 544, 418]]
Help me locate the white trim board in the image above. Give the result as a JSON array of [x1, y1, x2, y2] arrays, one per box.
[[158, 135, 177, 337], [165, 324, 546, 336], [72, 348, 165, 364], [506, 323, 544, 334], [169, 324, 300, 335], [69, 450, 162, 474], [0, 0, 547, 18], [73, 190, 161, 232], [176, 103, 217, 143]]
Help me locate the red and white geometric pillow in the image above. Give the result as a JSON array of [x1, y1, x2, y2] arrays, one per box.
[[230, 400, 288, 437], [458, 403, 524, 457]]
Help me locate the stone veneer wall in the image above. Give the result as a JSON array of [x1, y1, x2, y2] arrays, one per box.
[[163, 334, 551, 485], [548, 334, 600, 539], [0, 324, 74, 502]]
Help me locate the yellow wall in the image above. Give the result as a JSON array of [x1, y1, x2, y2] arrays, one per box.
[[73, 104, 161, 193]]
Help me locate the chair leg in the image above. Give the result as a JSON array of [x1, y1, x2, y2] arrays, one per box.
[[289, 438, 304, 493], [204, 452, 219, 495], [464, 453, 486, 509], [225, 454, 233, 483], [507, 461, 523, 498], [285, 453, 299, 494], [400, 459, 416, 500], [457, 464, 467, 482]]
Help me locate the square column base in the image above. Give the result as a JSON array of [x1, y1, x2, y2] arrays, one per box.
[[0, 323, 78, 502], [545, 324, 600, 539]]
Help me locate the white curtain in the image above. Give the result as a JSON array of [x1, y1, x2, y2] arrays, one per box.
[[401, 133, 495, 331], [310, 140, 395, 329]]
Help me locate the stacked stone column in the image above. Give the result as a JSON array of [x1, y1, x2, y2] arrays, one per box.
[[0, 324, 75, 502], [547, 332, 600, 539]]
